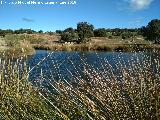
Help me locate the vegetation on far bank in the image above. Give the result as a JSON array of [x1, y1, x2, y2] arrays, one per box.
[[0, 19, 160, 55]]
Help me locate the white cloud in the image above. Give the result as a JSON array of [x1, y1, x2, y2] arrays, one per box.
[[130, 0, 154, 10]]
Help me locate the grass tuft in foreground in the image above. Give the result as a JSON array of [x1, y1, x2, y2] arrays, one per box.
[[0, 57, 66, 119]]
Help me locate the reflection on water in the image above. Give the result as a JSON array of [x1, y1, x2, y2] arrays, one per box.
[[27, 50, 160, 87]]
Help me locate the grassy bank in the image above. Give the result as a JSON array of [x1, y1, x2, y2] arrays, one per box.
[[1, 34, 160, 55], [33, 43, 160, 52], [0, 42, 35, 58], [31, 35, 160, 52], [0, 35, 35, 57]]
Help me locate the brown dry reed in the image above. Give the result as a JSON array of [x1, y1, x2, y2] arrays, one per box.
[[0, 51, 160, 120]]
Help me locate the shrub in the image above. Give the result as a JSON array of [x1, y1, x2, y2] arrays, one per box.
[[94, 28, 107, 37], [61, 32, 79, 42]]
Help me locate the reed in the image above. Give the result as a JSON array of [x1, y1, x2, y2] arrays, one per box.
[[33, 52, 160, 119], [0, 56, 66, 119], [0, 51, 160, 119]]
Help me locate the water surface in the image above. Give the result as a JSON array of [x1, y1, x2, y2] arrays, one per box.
[[27, 50, 160, 87]]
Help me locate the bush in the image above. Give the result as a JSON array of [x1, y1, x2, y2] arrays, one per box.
[[108, 35, 113, 39], [94, 28, 107, 37], [61, 32, 79, 42], [0, 30, 6, 37]]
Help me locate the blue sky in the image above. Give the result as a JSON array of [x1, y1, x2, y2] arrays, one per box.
[[0, 0, 160, 31]]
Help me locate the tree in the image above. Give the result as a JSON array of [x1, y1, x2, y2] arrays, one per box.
[[77, 22, 94, 43], [141, 19, 160, 43], [4, 29, 14, 34], [56, 30, 63, 34], [38, 30, 43, 33], [45, 31, 55, 35], [61, 32, 78, 42], [61, 27, 79, 42], [112, 28, 122, 36], [0, 30, 6, 37], [14, 28, 26, 34], [94, 28, 107, 37], [26, 29, 34, 34], [14, 28, 35, 34], [64, 27, 75, 33], [121, 32, 135, 39]]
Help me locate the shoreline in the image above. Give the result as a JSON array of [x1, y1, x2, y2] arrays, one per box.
[[1, 43, 160, 58], [32, 43, 160, 52]]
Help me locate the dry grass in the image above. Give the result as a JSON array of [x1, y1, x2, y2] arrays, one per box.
[[0, 41, 35, 58], [29, 33, 60, 42], [33, 43, 160, 52], [0, 51, 160, 119], [0, 57, 60, 119], [0, 35, 36, 57], [30, 51, 160, 119], [90, 36, 151, 45]]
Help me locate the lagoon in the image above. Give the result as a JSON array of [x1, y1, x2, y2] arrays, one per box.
[[28, 50, 160, 87]]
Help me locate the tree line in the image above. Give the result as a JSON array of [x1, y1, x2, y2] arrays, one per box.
[[56, 22, 143, 43], [0, 19, 160, 44], [0, 29, 39, 37], [57, 19, 160, 44]]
